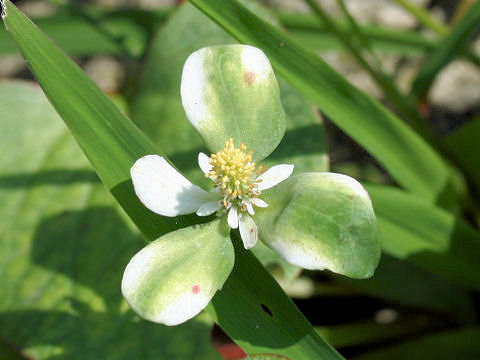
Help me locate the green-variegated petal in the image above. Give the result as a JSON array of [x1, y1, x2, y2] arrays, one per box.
[[255, 173, 381, 278], [180, 44, 286, 162], [121, 219, 234, 325]]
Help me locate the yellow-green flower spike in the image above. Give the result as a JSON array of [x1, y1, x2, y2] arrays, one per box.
[[207, 138, 261, 209]]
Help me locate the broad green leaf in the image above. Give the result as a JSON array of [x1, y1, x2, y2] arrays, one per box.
[[180, 44, 286, 162], [1, 0, 183, 241], [412, 1, 480, 100], [122, 219, 234, 325], [256, 173, 381, 278], [0, 81, 220, 359], [262, 78, 328, 175], [189, 0, 451, 203], [366, 184, 480, 290], [2, 3, 341, 358], [352, 327, 480, 360]]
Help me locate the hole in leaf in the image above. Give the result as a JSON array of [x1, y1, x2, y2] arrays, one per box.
[[261, 303, 273, 317]]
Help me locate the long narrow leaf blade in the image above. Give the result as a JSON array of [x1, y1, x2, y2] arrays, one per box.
[[189, 0, 450, 203], [366, 184, 480, 290], [2, 0, 176, 240]]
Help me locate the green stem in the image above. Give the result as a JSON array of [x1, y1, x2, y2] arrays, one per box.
[[335, 0, 380, 67], [302, 0, 435, 141], [450, 0, 476, 26], [392, 0, 449, 36]]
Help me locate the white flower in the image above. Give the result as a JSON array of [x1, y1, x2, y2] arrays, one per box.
[[131, 138, 293, 249]]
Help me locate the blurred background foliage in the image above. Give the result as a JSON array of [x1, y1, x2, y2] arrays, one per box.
[[1, 0, 480, 359]]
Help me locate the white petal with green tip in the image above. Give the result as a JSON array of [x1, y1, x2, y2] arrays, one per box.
[[131, 155, 217, 216], [121, 219, 234, 325], [255, 173, 381, 278], [180, 45, 286, 162]]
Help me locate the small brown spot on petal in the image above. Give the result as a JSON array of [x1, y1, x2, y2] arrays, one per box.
[[192, 285, 201, 294], [243, 71, 256, 86]]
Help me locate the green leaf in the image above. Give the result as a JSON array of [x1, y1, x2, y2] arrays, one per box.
[[251, 240, 301, 282], [366, 184, 480, 290], [263, 78, 328, 175], [0, 338, 24, 360], [210, 234, 343, 359], [303, 0, 421, 130], [391, 0, 449, 36], [2, 0, 180, 241], [352, 327, 480, 360], [256, 173, 381, 278], [279, 12, 479, 64], [277, 12, 438, 55], [0, 81, 220, 359], [0, 7, 170, 56], [180, 44, 286, 162], [188, 0, 450, 202], [446, 119, 480, 195], [333, 254, 476, 323], [316, 315, 434, 349], [411, 1, 480, 100], [122, 219, 234, 325]]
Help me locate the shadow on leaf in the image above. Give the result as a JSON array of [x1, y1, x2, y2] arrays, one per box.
[[0, 305, 218, 359]]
